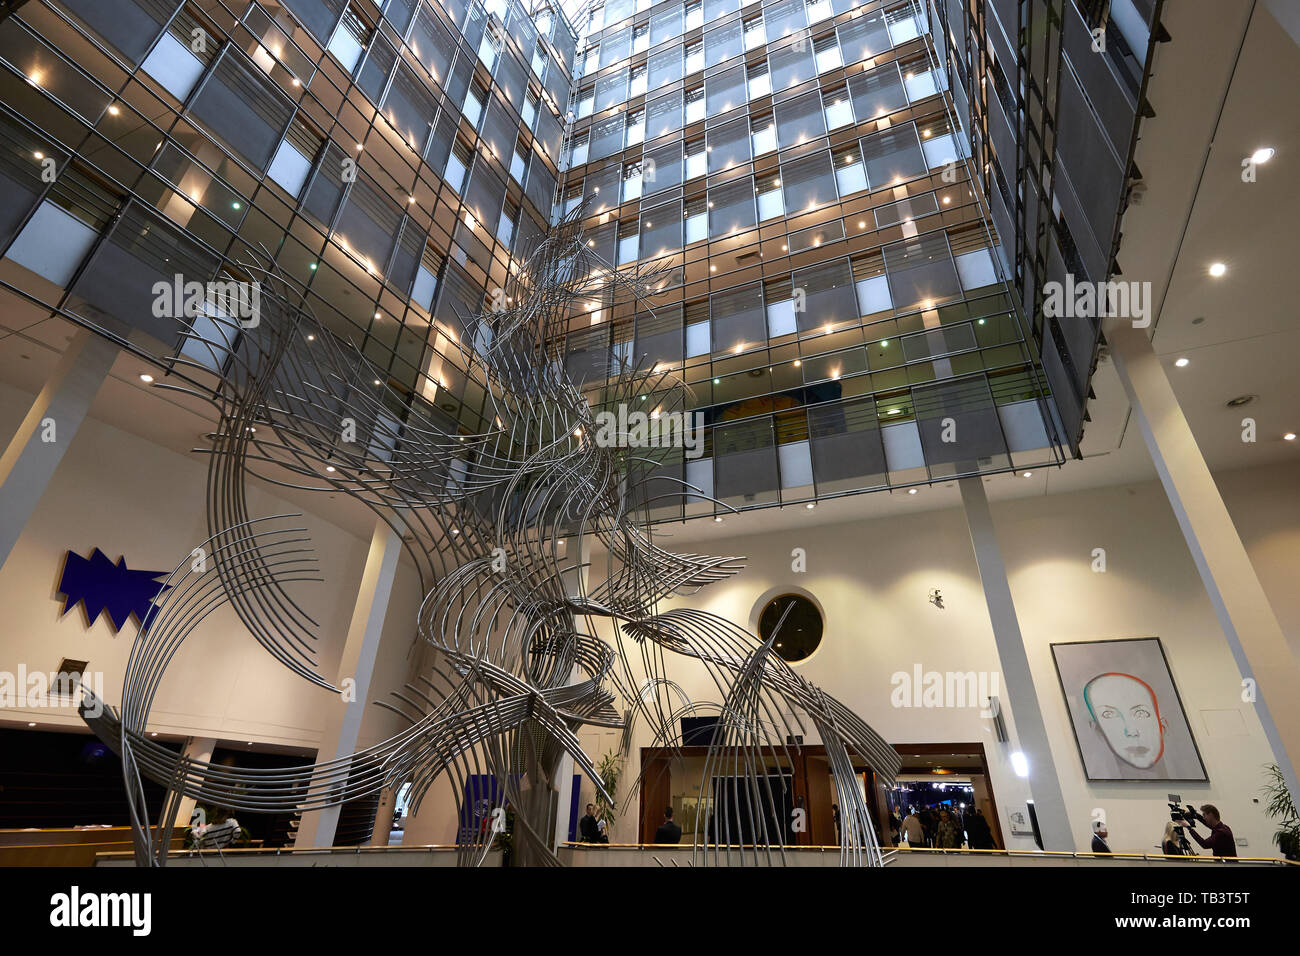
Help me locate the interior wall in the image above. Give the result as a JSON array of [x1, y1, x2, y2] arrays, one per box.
[[583, 460, 1300, 856], [0, 382, 422, 755]]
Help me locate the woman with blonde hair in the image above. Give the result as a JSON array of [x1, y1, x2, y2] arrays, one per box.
[[1162, 821, 1188, 856]]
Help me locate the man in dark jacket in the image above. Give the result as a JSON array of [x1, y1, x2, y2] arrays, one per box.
[[1183, 804, 1237, 857], [653, 806, 682, 844], [1091, 820, 1111, 853], [579, 803, 600, 842]]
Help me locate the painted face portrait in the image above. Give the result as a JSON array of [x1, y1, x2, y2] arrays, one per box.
[[1083, 672, 1166, 770]]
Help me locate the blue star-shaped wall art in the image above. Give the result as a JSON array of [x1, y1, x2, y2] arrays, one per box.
[[57, 548, 170, 633]]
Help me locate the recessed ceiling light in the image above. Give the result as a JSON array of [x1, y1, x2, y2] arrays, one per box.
[[907, 488, 918, 495], [306, 334, 315, 341], [325, 465, 336, 472], [373, 379, 382, 385], [107, 105, 120, 116], [139, 373, 154, 383], [1208, 262, 1226, 277], [1175, 357, 1190, 367], [806, 502, 815, 510], [1023, 471, 1032, 478], [1250, 147, 1275, 164], [1285, 433, 1297, 441], [714, 516, 723, 522], [27, 722, 36, 727]]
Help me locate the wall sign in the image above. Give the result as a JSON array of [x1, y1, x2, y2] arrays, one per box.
[[57, 548, 170, 633]]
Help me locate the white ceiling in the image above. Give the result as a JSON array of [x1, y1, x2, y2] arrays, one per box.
[[0, 0, 1295, 549]]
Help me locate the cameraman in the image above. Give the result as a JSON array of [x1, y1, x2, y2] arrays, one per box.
[[1179, 804, 1237, 857]]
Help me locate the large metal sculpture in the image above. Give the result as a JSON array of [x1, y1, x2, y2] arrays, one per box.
[[81, 208, 899, 866]]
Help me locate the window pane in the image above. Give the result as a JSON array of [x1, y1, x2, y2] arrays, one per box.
[[651, 8, 683, 45], [648, 45, 683, 88], [768, 37, 815, 92], [646, 90, 684, 139], [849, 63, 906, 121], [714, 418, 779, 505], [706, 116, 751, 173], [793, 258, 856, 331], [709, 177, 757, 238], [189, 51, 292, 170], [590, 115, 626, 160], [808, 397, 887, 493], [704, 21, 743, 64], [860, 123, 928, 187], [837, 10, 892, 62], [595, 67, 630, 112], [781, 151, 836, 212], [764, 0, 808, 39], [643, 140, 684, 195], [775, 90, 826, 149], [601, 26, 631, 67], [883, 233, 962, 312], [710, 281, 765, 351], [640, 199, 684, 257], [706, 64, 747, 116]]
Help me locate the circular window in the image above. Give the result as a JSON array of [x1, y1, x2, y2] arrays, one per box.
[[758, 594, 823, 663]]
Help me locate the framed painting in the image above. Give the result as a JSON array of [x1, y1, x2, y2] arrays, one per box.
[[1051, 637, 1207, 782]]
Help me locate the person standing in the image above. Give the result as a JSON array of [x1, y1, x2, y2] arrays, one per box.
[[653, 806, 682, 844], [1091, 820, 1111, 854], [1182, 804, 1236, 857], [579, 803, 600, 843], [900, 808, 925, 846], [936, 809, 961, 849]]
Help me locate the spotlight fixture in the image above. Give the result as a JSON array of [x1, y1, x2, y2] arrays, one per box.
[[1174, 357, 1190, 367], [1023, 471, 1032, 478], [1208, 262, 1226, 277], [928, 588, 944, 610], [1285, 433, 1296, 441], [713, 516, 723, 523], [107, 105, 120, 116], [139, 373, 154, 383], [1250, 147, 1275, 164], [325, 465, 336, 473], [27, 721, 36, 727], [805, 502, 815, 510], [907, 488, 917, 495]]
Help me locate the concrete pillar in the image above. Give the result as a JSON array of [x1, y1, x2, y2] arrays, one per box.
[[960, 476, 1074, 850], [171, 736, 217, 833], [294, 518, 401, 848], [552, 534, 593, 852], [0, 328, 117, 568], [1108, 321, 1300, 802], [368, 787, 397, 846]]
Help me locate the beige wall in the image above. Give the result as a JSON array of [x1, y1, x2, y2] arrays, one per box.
[[581, 461, 1300, 857], [4, 374, 1296, 859], [0, 382, 421, 753]]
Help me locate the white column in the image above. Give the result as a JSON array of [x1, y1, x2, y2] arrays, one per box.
[[295, 518, 401, 848], [171, 736, 217, 834], [552, 534, 593, 851], [960, 476, 1074, 850], [1108, 321, 1300, 801], [0, 329, 117, 568]]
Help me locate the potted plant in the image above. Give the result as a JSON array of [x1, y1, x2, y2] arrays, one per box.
[[1261, 764, 1299, 861], [594, 749, 623, 842]]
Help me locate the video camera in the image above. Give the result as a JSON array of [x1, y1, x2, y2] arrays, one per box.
[[1168, 803, 1199, 824]]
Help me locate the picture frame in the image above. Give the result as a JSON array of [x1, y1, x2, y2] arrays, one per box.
[[1051, 637, 1207, 782]]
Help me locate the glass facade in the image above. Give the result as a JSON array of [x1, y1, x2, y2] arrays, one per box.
[[0, 0, 1133, 525], [560, 0, 1067, 522]]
